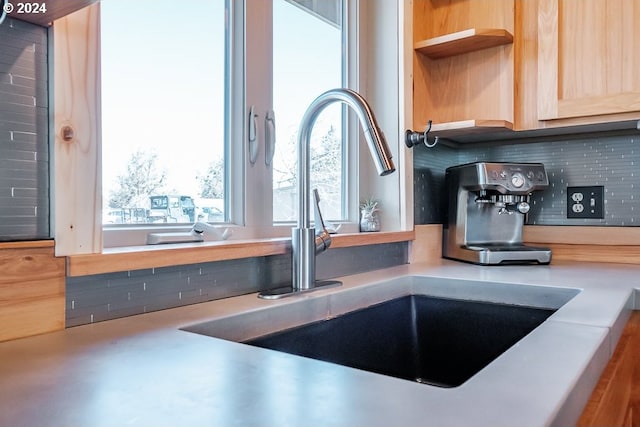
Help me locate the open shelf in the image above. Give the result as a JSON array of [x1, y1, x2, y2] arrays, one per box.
[[414, 28, 514, 59]]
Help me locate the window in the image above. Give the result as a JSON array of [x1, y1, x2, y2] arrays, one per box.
[[99, 0, 352, 247], [272, 0, 345, 221], [54, 0, 419, 252], [53, 0, 406, 255], [100, 0, 227, 227]]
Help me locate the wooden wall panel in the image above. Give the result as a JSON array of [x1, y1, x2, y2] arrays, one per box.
[[412, 225, 640, 265], [53, 3, 103, 256], [410, 224, 443, 264], [541, 244, 640, 265], [0, 244, 65, 342], [524, 226, 640, 264]]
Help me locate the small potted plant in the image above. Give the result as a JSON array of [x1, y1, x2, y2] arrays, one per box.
[[359, 197, 381, 232]]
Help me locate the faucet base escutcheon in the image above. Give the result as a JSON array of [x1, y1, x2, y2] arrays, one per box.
[[258, 280, 342, 300]]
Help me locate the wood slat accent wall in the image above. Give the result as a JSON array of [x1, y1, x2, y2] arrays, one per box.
[[0, 243, 65, 342]]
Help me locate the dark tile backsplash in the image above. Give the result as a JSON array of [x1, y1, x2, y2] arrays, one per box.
[[66, 242, 409, 327], [414, 132, 640, 226], [0, 18, 49, 240]]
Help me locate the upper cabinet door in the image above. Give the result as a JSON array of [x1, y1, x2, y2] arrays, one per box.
[[538, 0, 640, 121]]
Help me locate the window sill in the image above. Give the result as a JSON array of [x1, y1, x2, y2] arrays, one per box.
[[66, 230, 415, 277], [0, 240, 54, 250]]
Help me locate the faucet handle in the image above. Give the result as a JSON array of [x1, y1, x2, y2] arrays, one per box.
[[313, 189, 332, 254]]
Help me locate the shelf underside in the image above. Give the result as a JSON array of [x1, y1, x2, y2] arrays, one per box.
[[419, 119, 640, 144], [414, 28, 514, 59], [427, 119, 514, 141]]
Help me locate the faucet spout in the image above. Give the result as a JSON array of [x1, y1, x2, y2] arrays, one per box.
[[259, 88, 395, 299], [297, 88, 396, 229]]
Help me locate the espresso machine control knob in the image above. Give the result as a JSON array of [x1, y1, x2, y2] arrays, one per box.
[[511, 172, 525, 188], [517, 201, 530, 214]]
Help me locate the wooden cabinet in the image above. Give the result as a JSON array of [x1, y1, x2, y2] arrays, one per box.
[[0, 242, 65, 342], [412, 0, 640, 142], [412, 0, 516, 140], [578, 311, 640, 427], [537, 0, 640, 123]]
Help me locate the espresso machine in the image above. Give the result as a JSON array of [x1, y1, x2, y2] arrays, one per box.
[[442, 162, 551, 265]]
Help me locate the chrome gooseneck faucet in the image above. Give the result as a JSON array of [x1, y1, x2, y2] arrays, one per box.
[[259, 88, 396, 299]]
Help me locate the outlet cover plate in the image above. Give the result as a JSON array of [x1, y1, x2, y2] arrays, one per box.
[[567, 186, 604, 219]]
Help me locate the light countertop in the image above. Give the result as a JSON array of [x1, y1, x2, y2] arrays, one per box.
[[0, 260, 638, 427]]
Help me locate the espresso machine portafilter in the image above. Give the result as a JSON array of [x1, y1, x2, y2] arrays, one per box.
[[443, 162, 551, 265]]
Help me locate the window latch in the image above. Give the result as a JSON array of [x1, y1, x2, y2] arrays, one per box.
[[248, 105, 259, 164], [265, 109, 276, 166], [146, 222, 231, 245]]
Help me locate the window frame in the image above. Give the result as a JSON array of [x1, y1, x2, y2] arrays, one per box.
[[52, 0, 410, 255], [101, 0, 360, 247]]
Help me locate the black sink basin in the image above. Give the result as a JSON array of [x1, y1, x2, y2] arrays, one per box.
[[244, 295, 555, 388]]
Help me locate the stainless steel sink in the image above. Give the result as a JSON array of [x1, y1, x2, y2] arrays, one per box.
[[182, 276, 580, 388]]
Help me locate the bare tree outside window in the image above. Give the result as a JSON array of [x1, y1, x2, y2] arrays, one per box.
[[197, 157, 225, 199], [273, 125, 342, 221], [107, 149, 167, 209]]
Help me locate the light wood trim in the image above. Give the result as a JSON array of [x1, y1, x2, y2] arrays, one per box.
[[0, 248, 64, 287], [400, 0, 415, 232], [415, 28, 513, 59], [559, 92, 640, 119], [409, 225, 640, 265], [536, 0, 558, 120], [524, 226, 640, 264], [67, 231, 416, 277], [409, 224, 442, 264], [524, 226, 640, 246], [543, 244, 640, 265], [578, 311, 640, 427], [67, 238, 289, 277], [0, 246, 65, 342], [430, 120, 514, 137], [330, 230, 415, 248], [53, 4, 102, 256], [0, 240, 55, 250]]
